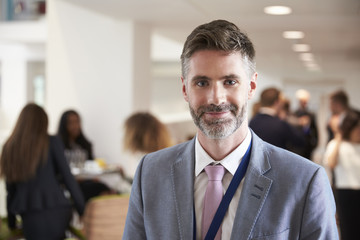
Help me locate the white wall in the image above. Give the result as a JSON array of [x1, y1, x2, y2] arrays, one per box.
[[0, 42, 45, 142], [47, 0, 151, 164]]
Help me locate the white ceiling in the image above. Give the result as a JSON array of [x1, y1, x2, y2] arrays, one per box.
[[65, 0, 360, 83]]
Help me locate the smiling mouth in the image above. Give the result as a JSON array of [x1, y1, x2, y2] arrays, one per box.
[[197, 103, 237, 119], [204, 111, 230, 118]]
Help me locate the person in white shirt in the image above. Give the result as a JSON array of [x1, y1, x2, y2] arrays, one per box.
[[324, 110, 360, 240]]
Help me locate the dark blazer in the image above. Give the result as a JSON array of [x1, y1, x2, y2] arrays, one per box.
[[6, 136, 85, 228], [123, 130, 338, 239], [249, 113, 305, 151], [293, 109, 319, 159]]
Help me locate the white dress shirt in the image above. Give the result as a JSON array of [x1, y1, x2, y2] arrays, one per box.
[[324, 140, 360, 189], [194, 128, 252, 240]]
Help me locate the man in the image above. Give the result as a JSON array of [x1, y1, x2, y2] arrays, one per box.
[[249, 87, 305, 152], [293, 89, 318, 160], [123, 20, 338, 239]]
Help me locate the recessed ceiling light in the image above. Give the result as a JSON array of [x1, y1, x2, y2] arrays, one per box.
[[305, 63, 321, 72], [264, 6, 292, 15], [292, 44, 311, 52], [283, 31, 305, 39], [299, 53, 314, 62], [304, 61, 318, 68]]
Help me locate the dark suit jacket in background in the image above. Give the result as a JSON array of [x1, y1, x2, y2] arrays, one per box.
[[293, 109, 319, 159], [249, 113, 305, 152], [6, 136, 85, 229]]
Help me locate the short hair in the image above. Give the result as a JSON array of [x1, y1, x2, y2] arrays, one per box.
[[330, 90, 349, 108], [180, 19, 256, 79], [260, 88, 281, 107], [340, 111, 360, 141], [123, 112, 173, 153], [296, 89, 310, 101]]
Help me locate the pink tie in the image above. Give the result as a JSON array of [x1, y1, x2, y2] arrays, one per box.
[[201, 164, 225, 240]]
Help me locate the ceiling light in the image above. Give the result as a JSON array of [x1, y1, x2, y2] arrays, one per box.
[[283, 31, 305, 39], [304, 61, 318, 68], [292, 44, 311, 52], [305, 64, 321, 72], [299, 53, 314, 62], [264, 6, 292, 15], [303, 61, 321, 71]]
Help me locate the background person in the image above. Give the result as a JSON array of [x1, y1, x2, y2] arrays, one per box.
[[292, 89, 318, 160], [0, 103, 85, 240], [249, 87, 305, 152], [58, 110, 112, 202], [324, 110, 360, 239], [58, 110, 94, 162], [327, 90, 350, 142], [122, 112, 173, 179]]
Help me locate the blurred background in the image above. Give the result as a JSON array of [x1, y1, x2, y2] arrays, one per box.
[[0, 0, 359, 166]]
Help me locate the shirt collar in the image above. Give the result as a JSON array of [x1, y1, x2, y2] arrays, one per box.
[[195, 128, 252, 176]]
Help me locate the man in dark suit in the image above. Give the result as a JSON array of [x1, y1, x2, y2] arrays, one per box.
[[123, 20, 338, 240], [249, 87, 305, 151], [293, 89, 319, 160]]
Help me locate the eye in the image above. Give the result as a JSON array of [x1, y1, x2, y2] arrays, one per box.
[[224, 80, 237, 85], [196, 80, 209, 87]]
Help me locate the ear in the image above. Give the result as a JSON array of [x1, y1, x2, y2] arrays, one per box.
[[182, 77, 189, 102], [248, 72, 257, 99]]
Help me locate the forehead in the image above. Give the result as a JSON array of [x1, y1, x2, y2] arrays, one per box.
[[67, 113, 79, 122], [187, 50, 246, 77]]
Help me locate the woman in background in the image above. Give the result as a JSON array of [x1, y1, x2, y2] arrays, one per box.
[[324, 110, 360, 239], [58, 110, 94, 161], [123, 112, 173, 178], [58, 110, 111, 201], [0, 103, 84, 240]]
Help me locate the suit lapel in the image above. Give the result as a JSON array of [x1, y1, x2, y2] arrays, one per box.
[[169, 133, 273, 239], [171, 139, 196, 240], [231, 132, 273, 240]]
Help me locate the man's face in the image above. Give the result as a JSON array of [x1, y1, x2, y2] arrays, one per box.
[[182, 50, 257, 139]]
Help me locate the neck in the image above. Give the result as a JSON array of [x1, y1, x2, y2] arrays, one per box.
[[197, 122, 249, 161]]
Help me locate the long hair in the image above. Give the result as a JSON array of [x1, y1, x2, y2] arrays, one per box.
[[57, 110, 93, 159], [0, 103, 49, 182], [123, 112, 173, 153], [340, 111, 360, 141]]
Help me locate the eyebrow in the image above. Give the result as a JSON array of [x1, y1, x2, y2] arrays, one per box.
[[222, 74, 241, 80], [190, 75, 211, 83], [191, 74, 241, 83]]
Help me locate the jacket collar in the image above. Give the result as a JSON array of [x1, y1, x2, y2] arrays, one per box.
[[171, 138, 196, 240], [170, 131, 273, 240], [230, 130, 273, 240]]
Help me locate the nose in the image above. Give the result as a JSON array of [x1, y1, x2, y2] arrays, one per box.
[[208, 83, 226, 105]]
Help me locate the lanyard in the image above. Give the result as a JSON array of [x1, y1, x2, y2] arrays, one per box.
[[194, 139, 252, 240]]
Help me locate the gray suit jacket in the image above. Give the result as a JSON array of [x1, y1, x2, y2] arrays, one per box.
[[123, 130, 338, 240]]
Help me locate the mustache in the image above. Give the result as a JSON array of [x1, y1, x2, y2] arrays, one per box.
[[197, 104, 238, 115]]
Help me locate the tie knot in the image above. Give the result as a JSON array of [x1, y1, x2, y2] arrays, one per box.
[[205, 164, 225, 181]]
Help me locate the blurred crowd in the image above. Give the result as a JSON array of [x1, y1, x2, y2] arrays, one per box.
[[0, 87, 359, 239], [250, 87, 360, 239]]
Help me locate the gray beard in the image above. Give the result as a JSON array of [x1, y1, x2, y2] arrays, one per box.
[[189, 102, 247, 139]]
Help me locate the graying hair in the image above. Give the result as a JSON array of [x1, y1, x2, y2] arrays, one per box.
[[181, 19, 256, 81]]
